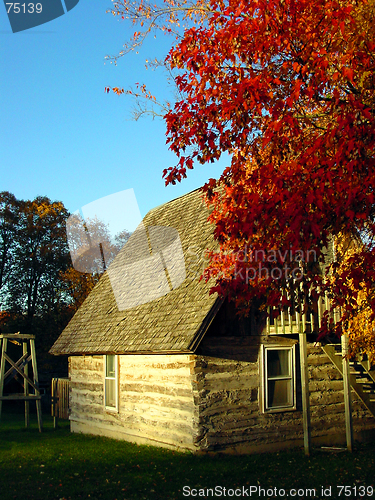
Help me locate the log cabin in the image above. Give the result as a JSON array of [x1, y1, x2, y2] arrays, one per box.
[[50, 188, 375, 453]]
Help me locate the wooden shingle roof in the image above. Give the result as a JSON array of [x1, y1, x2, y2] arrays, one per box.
[[50, 188, 221, 356]]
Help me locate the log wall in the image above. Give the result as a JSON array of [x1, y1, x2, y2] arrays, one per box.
[[68, 337, 375, 453], [69, 354, 197, 450], [192, 336, 375, 453]]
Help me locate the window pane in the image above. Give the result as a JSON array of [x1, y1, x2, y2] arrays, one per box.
[[267, 349, 290, 378], [268, 379, 292, 408], [106, 355, 115, 378], [105, 379, 116, 407]]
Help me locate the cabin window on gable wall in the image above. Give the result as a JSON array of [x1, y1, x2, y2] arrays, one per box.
[[261, 345, 296, 413], [104, 355, 118, 410]]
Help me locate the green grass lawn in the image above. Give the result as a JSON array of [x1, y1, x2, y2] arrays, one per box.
[[0, 408, 374, 500]]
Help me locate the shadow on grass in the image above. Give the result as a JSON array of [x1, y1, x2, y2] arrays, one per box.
[[0, 407, 374, 500]]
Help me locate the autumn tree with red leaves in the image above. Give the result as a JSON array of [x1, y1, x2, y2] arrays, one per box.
[[108, 0, 375, 347]]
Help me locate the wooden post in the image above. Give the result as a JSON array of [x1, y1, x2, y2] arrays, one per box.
[[52, 378, 58, 429], [23, 340, 30, 428], [341, 332, 353, 452], [299, 331, 311, 456], [0, 337, 7, 420], [30, 339, 43, 433]]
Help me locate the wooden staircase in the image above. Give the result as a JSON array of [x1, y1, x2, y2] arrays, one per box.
[[322, 343, 375, 417]]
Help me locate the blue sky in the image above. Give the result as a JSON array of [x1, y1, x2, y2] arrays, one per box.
[[0, 1, 227, 225]]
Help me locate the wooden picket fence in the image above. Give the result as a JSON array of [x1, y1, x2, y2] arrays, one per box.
[[51, 378, 69, 422]]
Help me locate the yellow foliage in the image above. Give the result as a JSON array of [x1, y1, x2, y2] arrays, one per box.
[[347, 290, 375, 365], [335, 234, 375, 365]]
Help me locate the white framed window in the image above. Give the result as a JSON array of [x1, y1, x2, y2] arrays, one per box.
[[261, 345, 296, 413], [104, 354, 118, 411]]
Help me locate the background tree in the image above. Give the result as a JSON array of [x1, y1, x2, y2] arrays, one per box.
[[114, 228, 131, 252], [0, 194, 106, 375], [66, 212, 131, 274], [4, 197, 71, 326], [0, 191, 19, 299], [108, 0, 375, 355], [60, 267, 100, 313]]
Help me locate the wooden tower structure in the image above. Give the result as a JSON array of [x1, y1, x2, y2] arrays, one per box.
[[0, 333, 42, 432]]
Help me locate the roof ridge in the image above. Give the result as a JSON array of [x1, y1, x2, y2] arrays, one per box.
[[145, 186, 204, 218]]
